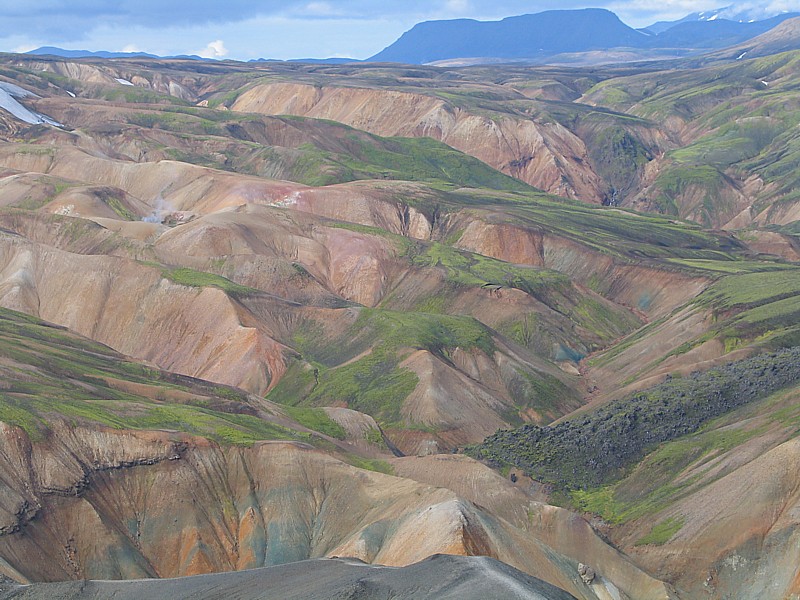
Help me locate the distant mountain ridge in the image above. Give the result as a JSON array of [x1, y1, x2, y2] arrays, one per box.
[[248, 57, 361, 64], [645, 4, 799, 34], [28, 47, 160, 59], [650, 13, 800, 49], [26, 46, 360, 65], [369, 7, 800, 65], [700, 15, 800, 62], [26, 46, 211, 61]]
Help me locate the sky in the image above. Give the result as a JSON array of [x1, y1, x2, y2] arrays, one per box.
[[0, 1, 797, 61]]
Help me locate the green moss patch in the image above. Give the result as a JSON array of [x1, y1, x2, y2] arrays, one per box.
[[283, 406, 347, 439], [635, 517, 685, 546], [162, 267, 259, 297]]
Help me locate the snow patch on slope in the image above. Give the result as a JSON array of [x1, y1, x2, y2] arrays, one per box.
[[0, 82, 61, 126]]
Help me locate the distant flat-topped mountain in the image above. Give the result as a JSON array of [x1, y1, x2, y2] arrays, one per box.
[[369, 9, 647, 64], [26, 7, 800, 68], [369, 8, 800, 65]]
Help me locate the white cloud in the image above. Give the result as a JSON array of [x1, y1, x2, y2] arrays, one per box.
[[301, 2, 340, 16], [121, 43, 141, 52], [721, 1, 800, 19], [609, 0, 719, 25], [195, 39, 228, 58], [12, 43, 37, 53], [445, 0, 471, 13]]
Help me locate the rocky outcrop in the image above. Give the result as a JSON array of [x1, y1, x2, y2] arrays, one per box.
[[578, 563, 596, 585], [391, 454, 674, 600]]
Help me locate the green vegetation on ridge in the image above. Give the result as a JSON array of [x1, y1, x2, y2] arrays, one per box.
[[634, 517, 685, 546], [268, 304, 581, 428], [409, 241, 570, 297], [283, 406, 347, 439], [269, 308, 499, 425], [122, 105, 532, 191], [693, 268, 800, 350], [162, 267, 259, 297], [296, 134, 534, 191]]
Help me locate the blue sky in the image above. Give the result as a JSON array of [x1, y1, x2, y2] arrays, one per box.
[[0, 1, 796, 60]]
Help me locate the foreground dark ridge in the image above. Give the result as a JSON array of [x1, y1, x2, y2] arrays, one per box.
[[471, 347, 800, 488], [0, 555, 576, 600]]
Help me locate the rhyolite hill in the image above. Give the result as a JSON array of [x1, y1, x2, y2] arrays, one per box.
[[0, 26, 799, 599]]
